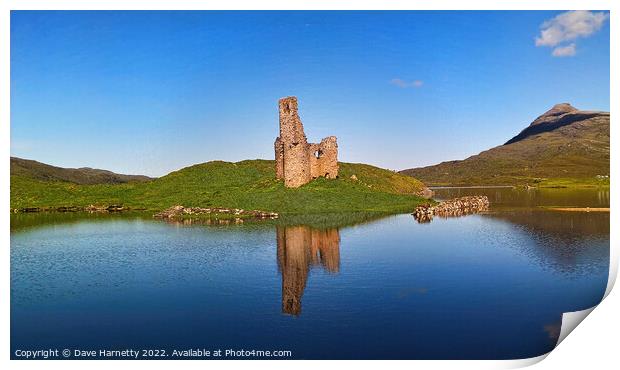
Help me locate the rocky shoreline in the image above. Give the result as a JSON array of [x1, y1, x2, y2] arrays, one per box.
[[11, 204, 280, 222], [412, 196, 489, 223], [153, 205, 279, 220], [12, 204, 129, 213]]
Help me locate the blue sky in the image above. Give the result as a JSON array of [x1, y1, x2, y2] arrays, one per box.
[[11, 11, 610, 177]]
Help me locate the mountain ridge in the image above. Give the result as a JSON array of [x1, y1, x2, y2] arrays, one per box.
[[504, 103, 608, 145], [10, 157, 153, 185], [400, 104, 610, 186]]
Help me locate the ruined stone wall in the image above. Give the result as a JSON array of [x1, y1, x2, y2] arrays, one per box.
[[274, 137, 284, 180], [412, 196, 490, 223], [309, 136, 338, 179], [274, 96, 339, 188]]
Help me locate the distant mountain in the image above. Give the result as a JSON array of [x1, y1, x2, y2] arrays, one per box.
[[400, 104, 610, 186], [10, 157, 153, 185]]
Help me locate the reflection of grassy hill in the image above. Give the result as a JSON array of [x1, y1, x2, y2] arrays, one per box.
[[11, 159, 429, 214], [401, 104, 609, 187], [11, 211, 397, 233]]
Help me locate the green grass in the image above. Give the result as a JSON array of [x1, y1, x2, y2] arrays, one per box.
[[534, 177, 610, 188], [11, 160, 429, 214]]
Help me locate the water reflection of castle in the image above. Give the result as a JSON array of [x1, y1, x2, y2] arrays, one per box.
[[276, 226, 340, 315]]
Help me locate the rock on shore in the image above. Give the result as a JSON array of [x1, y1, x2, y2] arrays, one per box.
[[12, 204, 126, 213], [153, 205, 279, 219], [413, 196, 489, 223]]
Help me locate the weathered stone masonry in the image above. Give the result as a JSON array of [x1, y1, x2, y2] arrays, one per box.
[[274, 96, 339, 188]]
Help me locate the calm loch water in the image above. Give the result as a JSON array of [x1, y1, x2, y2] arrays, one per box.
[[10, 188, 609, 359]]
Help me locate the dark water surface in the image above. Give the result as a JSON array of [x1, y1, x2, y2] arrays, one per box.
[[11, 188, 609, 359]]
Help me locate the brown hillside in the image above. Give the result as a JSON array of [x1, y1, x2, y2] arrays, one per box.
[[400, 104, 609, 186]]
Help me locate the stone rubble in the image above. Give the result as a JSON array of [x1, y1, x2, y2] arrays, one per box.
[[13, 204, 126, 213], [85, 204, 124, 212], [412, 196, 489, 223], [153, 205, 279, 220]]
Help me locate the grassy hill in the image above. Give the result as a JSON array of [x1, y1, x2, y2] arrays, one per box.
[[400, 104, 609, 187], [11, 157, 152, 184], [11, 159, 430, 214]]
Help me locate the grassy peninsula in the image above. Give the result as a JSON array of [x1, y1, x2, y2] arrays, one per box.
[[11, 159, 429, 214]]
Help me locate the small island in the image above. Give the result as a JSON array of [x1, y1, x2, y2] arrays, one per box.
[[10, 97, 431, 216]]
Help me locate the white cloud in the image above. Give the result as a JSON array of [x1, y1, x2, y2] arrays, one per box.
[[535, 10, 608, 57], [536, 10, 608, 47], [390, 78, 424, 88], [552, 43, 577, 57]]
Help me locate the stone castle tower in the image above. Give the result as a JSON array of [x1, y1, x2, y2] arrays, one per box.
[[274, 96, 338, 188]]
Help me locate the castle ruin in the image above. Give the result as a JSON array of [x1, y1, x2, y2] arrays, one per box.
[[274, 96, 338, 188]]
